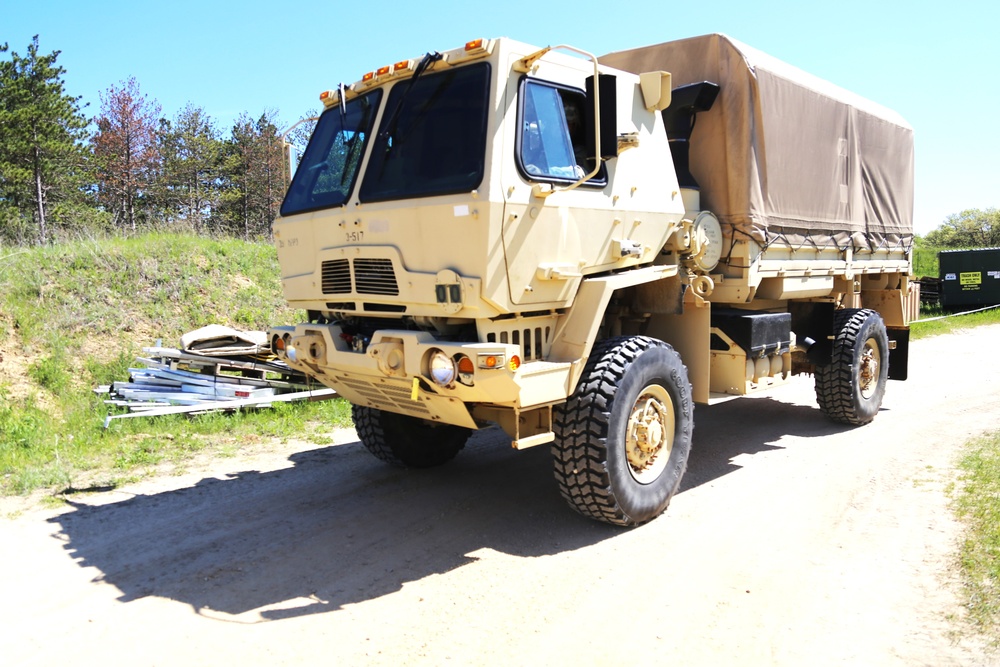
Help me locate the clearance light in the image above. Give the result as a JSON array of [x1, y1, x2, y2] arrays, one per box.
[[446, 38, 490, 65], [478, 353, 504, 370], [509, 355, 521, 372], [319, 90, 331, 101], [376, 65, 391, 77], [362, 71, 375, 83], [393, 59, 411, 72]]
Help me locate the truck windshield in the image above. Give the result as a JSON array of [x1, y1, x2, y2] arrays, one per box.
[[280, 89, 383, 217], [359, 63, 491, 203]]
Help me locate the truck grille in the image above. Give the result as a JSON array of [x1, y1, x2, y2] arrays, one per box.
[[320, 258, 399, 296], [354, 258, 399, 295], [321, 259, 352, 294], [485, 323, 553, 361]]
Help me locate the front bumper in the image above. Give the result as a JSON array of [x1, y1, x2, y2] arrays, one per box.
[[268, 323, 574, 429]]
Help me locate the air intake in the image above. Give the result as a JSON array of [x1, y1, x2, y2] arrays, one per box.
[[321, 259, 352, 294], [354, 258, 399, 295]]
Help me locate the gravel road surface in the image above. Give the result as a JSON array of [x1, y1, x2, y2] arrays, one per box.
[[4, 325, 1000, 666]]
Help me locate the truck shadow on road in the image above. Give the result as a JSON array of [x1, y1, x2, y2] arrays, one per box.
[[48, 397, 854, 622], [683, 397, 858, 492]]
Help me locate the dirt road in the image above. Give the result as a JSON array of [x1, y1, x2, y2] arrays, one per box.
[[4, 326, 1000, 666]]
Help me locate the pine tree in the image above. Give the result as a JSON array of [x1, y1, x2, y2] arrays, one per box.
[[91, 77, 162, 232], [0, 36, 90, 245], [220, 110, 284, 239], [158, 105, 222, 231]]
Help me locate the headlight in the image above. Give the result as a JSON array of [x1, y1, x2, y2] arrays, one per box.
[[428, 349, 457, 386]]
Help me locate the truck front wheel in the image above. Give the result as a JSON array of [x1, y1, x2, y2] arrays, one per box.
[[552, 336, 694, 526], [815, 308, 889, 425], [351, 405, 470, 468]]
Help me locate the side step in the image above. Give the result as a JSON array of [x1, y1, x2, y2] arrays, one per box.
[[512, 431, 555, 450]]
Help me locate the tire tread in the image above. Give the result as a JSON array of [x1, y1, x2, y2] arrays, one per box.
[[815, 308, 888, 425], [352, 405, 468, 468], [552, 336, 692, 526]]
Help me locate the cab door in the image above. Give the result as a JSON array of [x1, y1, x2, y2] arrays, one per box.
[[500, 60, 606, 306]]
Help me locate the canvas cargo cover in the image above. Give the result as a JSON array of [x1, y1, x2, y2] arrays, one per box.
[[600, 34, 914, 251]]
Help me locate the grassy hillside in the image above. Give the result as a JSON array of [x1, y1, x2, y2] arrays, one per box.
[[0, 233, 350, 496]]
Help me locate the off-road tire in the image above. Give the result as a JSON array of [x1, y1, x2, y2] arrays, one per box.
[[815, 308, 890, 425], [351, 405, 470, 468], [552, 336, 694, 526]]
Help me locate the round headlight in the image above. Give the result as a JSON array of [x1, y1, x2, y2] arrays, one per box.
[[428, 349, 457, 386]]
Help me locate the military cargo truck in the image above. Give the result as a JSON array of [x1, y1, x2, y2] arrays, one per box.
[[268, 35, 913, 526]]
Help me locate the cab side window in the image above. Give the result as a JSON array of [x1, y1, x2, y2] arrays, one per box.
[[517, 80, 606, 185]]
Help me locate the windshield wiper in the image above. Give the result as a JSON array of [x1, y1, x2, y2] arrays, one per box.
[[378, 51, 442, 147]]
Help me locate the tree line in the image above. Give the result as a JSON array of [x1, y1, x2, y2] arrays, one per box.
[[1, 36, 307, 246], [4, 37, 996, 251], [919, 209, 1000, 249]]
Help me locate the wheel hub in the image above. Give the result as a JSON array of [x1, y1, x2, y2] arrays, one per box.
[[859, 339, 881, 399], [626, 385, 674, 484], [634, 416, 663, 453]]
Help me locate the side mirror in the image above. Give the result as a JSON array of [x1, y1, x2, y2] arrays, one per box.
[[585, 73, 618, 161], [282, 142, 297, 186], [279, 116, 320, 186]]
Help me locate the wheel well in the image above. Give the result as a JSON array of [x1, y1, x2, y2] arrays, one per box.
[[789, 301, 835, 365]]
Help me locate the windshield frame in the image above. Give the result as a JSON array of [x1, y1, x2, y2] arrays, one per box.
[[279, 88, 383, 217]]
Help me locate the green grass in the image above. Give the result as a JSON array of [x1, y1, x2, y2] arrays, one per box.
[[1, 233, 298, 341], [0, 233, 354, 497], [911, 302, 1000, 340], [913, 245, 942, 279], [954, 431, 1000, 644]]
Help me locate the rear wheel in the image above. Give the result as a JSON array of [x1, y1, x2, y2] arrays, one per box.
[[815, 308, 889, 425], [552, 336, 694, 526], [351, 405, 470, 468]]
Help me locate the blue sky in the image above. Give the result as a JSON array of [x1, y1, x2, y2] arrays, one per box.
[[6, 0, 998, 234]]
